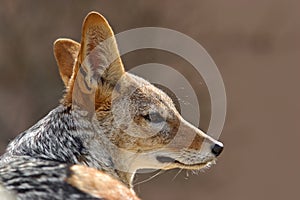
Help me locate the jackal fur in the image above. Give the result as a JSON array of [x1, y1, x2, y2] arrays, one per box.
[[0, 12, 223, 199]]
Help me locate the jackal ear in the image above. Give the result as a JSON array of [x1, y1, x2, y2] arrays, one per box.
[[77, 11, 125, 91], [53, 39, 80, 87]]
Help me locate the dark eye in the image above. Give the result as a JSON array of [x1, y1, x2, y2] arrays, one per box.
[[143, 112, 165, 123]]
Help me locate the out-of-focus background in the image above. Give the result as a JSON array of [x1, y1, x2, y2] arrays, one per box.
[[0, 0, 299, 200]]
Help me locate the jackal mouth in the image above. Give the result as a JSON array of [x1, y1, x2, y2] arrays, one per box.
[[156, 156, 214, 169]]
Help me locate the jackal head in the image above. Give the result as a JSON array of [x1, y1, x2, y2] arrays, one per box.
[[53, 12, 223, 185]]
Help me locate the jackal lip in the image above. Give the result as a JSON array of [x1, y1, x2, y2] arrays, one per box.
[[156, 156, 212, 168], [156, 156, 176, 163]]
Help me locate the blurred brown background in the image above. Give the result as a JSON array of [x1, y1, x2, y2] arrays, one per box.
[[0, 0, 299, 200]]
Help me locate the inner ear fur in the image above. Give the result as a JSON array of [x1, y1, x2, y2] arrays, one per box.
[[62, 12, 125, 110], [77, 11, 125, 90], [53, 38, 80, 87]]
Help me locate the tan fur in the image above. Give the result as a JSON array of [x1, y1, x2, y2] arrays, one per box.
[[53, 39, 80, 87], [60, 12, 124, 112], [67, 165, 139, 200]]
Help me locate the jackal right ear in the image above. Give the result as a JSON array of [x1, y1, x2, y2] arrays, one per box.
[[53, 39, 80, 87], [77, 11, 125, 92]]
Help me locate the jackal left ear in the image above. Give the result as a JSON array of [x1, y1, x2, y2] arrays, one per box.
[[77, 12, 125, 91], [53, 39, 80, 87]]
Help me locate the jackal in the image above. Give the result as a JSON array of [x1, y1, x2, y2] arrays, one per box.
[[0, 12, 223, 199]]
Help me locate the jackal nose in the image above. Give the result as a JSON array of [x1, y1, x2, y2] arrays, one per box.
[[211, 143, 223, 157]]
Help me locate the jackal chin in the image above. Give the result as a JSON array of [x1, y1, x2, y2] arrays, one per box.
[[156, 156, 216, 170], [174, 159, 216, 170]]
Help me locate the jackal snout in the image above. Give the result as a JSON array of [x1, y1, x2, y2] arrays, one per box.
[[188, 123, 224, 157]]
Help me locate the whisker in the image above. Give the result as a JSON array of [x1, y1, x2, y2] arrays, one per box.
[[134, 170, 165, 186], [191, 170, 200, 175], [185, 170, 190, 179], [171, 169, 183, 182]]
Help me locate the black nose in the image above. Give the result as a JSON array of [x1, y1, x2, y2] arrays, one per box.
[[211, 143, 223, 157]]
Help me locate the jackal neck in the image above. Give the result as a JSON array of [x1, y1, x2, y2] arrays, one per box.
[[1, 105, 133, 188]]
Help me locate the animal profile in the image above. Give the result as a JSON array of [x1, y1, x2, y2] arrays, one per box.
[[0, 11, 223, 199]]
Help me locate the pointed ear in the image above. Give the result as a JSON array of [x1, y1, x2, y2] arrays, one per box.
[[53, 38, 80, 87], [78, 11, 125, 91]]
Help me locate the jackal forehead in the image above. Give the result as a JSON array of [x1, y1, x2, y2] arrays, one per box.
[[113, 73, 177, 113]]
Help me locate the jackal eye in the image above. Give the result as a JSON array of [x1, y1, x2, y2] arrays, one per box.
[[143, 112, 165, 123]]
